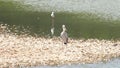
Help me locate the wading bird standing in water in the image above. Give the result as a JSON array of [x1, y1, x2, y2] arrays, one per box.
[[51, 12, 55, 37], [60, 25, 68, 44]]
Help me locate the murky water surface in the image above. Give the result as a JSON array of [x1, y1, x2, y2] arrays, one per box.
[[1, 0, 120, 39], [30, 58, 120, 68]]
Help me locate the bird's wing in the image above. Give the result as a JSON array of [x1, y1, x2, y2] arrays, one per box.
[[64, 32, 68, 38], [60, 32, 68, 38]]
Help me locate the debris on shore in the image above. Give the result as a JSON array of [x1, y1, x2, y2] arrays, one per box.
[[0, 33, 120, 68]]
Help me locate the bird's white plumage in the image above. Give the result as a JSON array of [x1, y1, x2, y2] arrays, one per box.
[[60, 25, 68, 44], [51, 12, 55, 18]]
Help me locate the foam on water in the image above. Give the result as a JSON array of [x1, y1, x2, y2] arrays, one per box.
[[12, 0, 120, 20]]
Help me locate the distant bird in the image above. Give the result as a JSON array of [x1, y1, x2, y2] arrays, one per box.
[[51, 12, 55, 37], [60, 25, 68, 44]]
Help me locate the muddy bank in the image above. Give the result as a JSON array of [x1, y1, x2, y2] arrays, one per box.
[[0, 33, 120, 68]]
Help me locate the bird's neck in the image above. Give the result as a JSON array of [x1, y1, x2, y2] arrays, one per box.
[[62, 28, 66, 32]]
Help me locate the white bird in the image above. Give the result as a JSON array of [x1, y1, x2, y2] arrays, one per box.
[[60, 25, 68, 44], [51, 12, 55, 37]]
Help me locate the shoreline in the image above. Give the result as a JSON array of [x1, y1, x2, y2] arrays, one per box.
[[0, 34, 120, 68]]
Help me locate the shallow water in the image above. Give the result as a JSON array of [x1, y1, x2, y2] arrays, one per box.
[[1, 0, 120, 39], [30, 58, 120, 68]]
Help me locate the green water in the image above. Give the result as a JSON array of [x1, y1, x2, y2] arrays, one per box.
[[0, 1, 120, 39]]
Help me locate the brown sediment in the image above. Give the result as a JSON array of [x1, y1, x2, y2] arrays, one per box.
[[0, 33, 120, 68]]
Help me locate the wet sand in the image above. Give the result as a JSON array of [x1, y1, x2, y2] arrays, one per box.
[[0, 33, 120, 68]]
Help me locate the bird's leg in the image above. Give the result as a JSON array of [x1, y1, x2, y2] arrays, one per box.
[[63, 41, 67, 45], [51, 18, 54, 27]]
